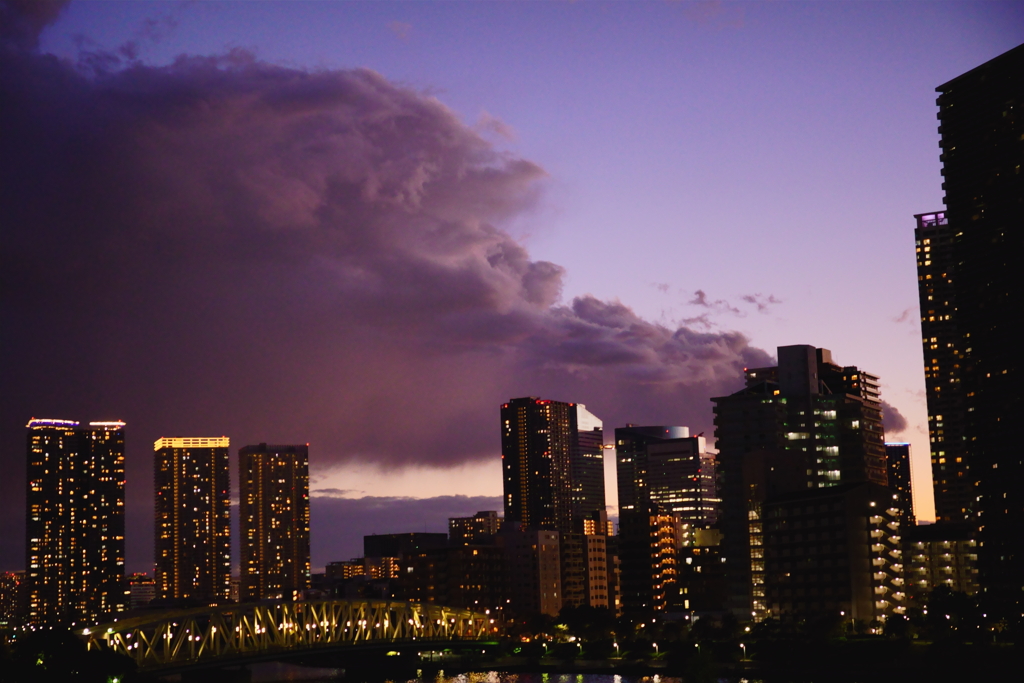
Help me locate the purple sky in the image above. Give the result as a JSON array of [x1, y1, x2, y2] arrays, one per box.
[[2, 1, 1022, 573]]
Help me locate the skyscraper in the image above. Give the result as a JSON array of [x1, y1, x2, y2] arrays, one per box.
[[914, 211, 970, 523], [924, 44, 1024, 598], [614, 425, 689, 514], [25, 419, 127, 626], [885, 442, 915, 526], [614, 424, 719, 615], [712, 345, 888, 620], [154, 437, 231, 604], [644, 430, 719, 530], [239, 443, 311, 602], [500, 397, 605, 532], [571, 405, 606, 521]]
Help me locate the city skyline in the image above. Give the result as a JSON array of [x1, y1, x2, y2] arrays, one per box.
[[3, 1, 1024, 574]]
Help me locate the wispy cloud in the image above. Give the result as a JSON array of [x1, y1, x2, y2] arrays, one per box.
[[740, 293, 782, 313], [893, 307, 916, 324], [476, 110, 517, 141], [388, 20, 412, 41], [690, 289, 741, 315]]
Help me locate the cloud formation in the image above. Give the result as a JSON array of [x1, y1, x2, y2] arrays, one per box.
[[740, 293, 782, 312], [0, 1, 770, 569], [689, 289, 741, 315], [881, 400, 908, 435]]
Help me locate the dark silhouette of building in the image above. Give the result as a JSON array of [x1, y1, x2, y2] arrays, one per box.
[[449, 510, 502, 546], [500, 527, 562, 616], [617, 505, 684, 615], [903, 523, 978, 607], [25, 419, 127, 626], [614, 425, 688, 514], [500, 397, 605, 532], [239, 444, 311, 601], [560, 513, 612, 610], [920, 44, 1024, 600], [646, 432, 720, 530], [154, 437, 231, 604], [614, 424, 720, 615], [615, 425, 719, 528], [399, 544, 507, 615], [885, 442, 915, 526], [914, 211, 971, 524], [572, 406, 606, 520], [0, 571, 23, 628], [763, 482, 904, 623], [363, 532, 448, 559], [712, 345, 888, 620]]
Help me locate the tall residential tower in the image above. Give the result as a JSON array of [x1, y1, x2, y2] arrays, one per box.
[[917, 44, 1024, 599], [239, 443, 311, 601], [712, 345, 890, 620], [500, 397, 605, 532], [25, 419, 127, 626], [154, 437, 231, 604]]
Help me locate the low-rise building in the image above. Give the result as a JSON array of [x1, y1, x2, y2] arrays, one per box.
[[903, 523, 978, 605], [763, 482, 905, 624]]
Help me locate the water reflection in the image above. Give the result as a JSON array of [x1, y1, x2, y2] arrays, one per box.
[[249, 666, 686, 683]]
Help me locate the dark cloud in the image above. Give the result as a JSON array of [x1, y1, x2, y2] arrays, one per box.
[[881, 400, 908, 435], [0, 0, 68, 50], [0, 0, 769, 571], [310, 495, 503, 568]]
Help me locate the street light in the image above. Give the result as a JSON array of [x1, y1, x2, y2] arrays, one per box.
[[740, 643, 747, 661], [653, 642, 659, 655], [613, 641, 619, 656]]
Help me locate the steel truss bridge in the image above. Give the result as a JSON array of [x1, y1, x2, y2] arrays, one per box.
[[81, 599, 499, 674]]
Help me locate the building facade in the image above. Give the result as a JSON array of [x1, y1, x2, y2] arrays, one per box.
[[239, 444, 311, 602], [646, 433, 720, 531], [762, 483, 905, 623], [571, 406, 606, 521], [885, 442, 915, 526], [25, 419, 127, 626], [903, 523, 978, 606], [614, 425, 689, 514], [501, 398, 605, 533], [501, 527, 562, 617], [712, 345, 889, 620], [154, 437, 231, 604], [127, 573, 156, 609], [924, 44, 1024, 599], [449, 511, 502, 546], [914, 211, 971, 524], [0, 571, 24, 629], [364, 533, 448, 559], [618, 505, 684, 615]]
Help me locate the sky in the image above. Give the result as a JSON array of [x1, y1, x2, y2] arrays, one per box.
[[2, 0, 1022, 574]]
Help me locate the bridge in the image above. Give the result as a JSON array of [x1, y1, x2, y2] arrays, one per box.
[[81, 599, 500, 674]]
